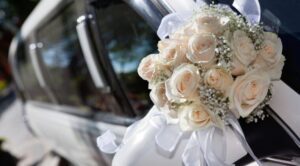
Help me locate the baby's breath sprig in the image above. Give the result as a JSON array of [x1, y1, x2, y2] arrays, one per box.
[[169, 100, 194, 111], [150, 65, 170, 85], [193, 63, 207, 78], [151, 72, 169, 85], [199, 85, 230, 120], [247, 24, 264, 50], [215, 36, 233, 71]]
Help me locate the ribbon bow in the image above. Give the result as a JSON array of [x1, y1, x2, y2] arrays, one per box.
[[157, 0, 261, 39]]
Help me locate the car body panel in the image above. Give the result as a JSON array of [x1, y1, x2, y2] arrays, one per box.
[[25, 101, 126, 165]]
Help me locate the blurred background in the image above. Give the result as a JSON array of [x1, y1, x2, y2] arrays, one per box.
[[0, 0, 58, 166], [0, 0, 37, 92]]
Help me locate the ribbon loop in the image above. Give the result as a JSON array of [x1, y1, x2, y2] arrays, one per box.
[[182, 132, 206, 166], [97, 130, 119, 154], [157, 12, 192, 39], [155, 124, 183, 158]]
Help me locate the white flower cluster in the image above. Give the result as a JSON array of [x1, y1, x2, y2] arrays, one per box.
[[137, 5, 285, 131]]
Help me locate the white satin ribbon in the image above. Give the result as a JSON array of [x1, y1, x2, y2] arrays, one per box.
[[97, 107, 262, 165], [182, 127, 230, 166], [97, 119, 141, 154], [226, 113, 263, 166], [155, 124, 184, 157], [157, 0, 261, 39], [232, 0, 261, 24]]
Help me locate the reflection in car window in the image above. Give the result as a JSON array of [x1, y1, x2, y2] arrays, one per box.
[[17, 41, 50, 102], [36, 2, 120, 113], [259, 0, 300, 94], [96, 0, 159, 115]]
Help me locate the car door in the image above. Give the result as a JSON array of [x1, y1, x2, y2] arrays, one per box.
[[9, 0, 172, 165], [12, 0, 130, 165]]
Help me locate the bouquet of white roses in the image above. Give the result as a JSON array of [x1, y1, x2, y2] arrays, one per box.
[[138, 5, 285, 131], [97, 2, 286, 166]]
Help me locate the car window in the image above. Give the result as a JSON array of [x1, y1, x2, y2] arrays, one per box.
[[16, 40, 51, 102], [259, 0, 300, 94], [95, 0, 160, 115], [35, 1, 121, 113]]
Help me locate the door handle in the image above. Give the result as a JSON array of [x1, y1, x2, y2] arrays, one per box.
[[76, 15, 109, 91]]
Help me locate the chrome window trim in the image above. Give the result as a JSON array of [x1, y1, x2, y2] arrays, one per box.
[[76, 14, 109, 92], [125, 0, 165, 30]]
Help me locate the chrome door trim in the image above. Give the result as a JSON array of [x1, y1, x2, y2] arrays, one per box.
[[266, 106, 300, 149], [76, 15, 109, 92], [264, 157, 299, 166], [8, 35, 25, 91], [27, 100, 136, 126]]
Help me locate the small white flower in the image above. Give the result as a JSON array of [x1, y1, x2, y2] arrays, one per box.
[[165, 64, 200, 101], [187, 34, 217, 64], [231, 30, 256, 66], [229, 70, 271, 118]]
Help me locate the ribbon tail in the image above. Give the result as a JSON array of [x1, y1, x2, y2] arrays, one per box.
[[182, 132, 206, 166], [201, 127, 230, 166], [226, 113, 263, 166]]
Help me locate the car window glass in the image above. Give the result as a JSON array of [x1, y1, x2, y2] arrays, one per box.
[[36, 2, 120, 113], [95, 0, 159, 115], [17, 41, 51, 102]]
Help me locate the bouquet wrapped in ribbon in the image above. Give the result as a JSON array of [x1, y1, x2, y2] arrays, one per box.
[[97, 1, 285, 166]]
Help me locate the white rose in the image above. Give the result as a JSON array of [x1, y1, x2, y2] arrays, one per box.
[[137, 54, 157, 81], [187, 34, 216, 64], [229, 70, 271, 118], [158, 39, 186, 52], [267, 56, 285, 80], [150, 82, 167, 107], [159, 43, 187, 68], [204, 67, 233, 94], [178, 103, 212, 131], [165, 64, 200, 101], [193, 15, 227, 35], [170, 22, 196, 40], [231, 56, 247, 76], [253, 32, 284, 80], [231, 30, 256, 66]]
